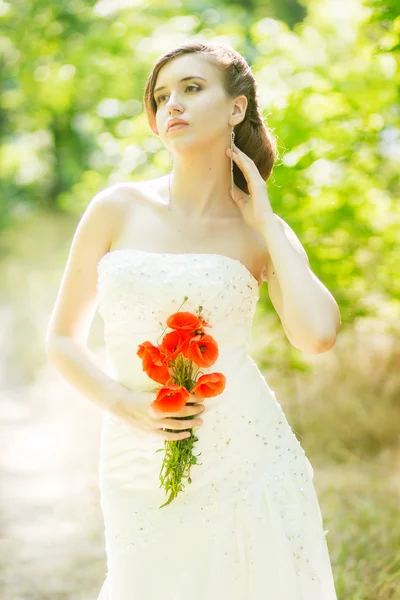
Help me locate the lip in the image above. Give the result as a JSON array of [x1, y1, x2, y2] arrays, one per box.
[[168, 123, 189, 132], [167, 119, 189, 132]]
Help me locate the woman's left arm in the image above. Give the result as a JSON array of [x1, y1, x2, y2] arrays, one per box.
[[226, 141, 341, 354], [260, 213, 341, 354]]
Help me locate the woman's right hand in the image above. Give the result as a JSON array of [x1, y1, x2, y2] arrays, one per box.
[[109, 386, 205, 441]]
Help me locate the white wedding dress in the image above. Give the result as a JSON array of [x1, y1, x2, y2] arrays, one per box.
[[95, 248, 338, 600]]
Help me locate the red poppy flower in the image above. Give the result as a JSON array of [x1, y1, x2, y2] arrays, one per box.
[[185, 333, 219, 368], [166, 311, 211, 334], [191, 372, 226, 398], [150, 383, 191, 413], [160, 329, 192, 366], [136, 340, 171, 385]]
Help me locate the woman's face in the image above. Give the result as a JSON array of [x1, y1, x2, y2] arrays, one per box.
[[153, 54, 234, 152]]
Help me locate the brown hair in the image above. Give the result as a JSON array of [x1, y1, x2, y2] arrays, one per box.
[[143, 41, 277, 195]]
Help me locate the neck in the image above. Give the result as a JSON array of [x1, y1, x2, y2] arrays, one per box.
[[168, 139, 240, 220]]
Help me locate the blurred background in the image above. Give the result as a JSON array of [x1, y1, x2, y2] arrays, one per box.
[[1, 0, 399, 598]]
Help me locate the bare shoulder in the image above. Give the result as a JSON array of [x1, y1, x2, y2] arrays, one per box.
[[97, 181, 149, 208], [93, 181, 157, 229], [66, 182, 145, 262], [115, 177, 168, 207], [45, 181, 157, 347]]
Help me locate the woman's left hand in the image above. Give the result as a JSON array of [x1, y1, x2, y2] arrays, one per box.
[[226, 143, 273, 233]]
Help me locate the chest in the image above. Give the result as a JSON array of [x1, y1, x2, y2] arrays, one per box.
[[113, 193, 268, 286]]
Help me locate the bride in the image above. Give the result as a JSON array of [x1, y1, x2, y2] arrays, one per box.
[[46, 41, 340, 599]]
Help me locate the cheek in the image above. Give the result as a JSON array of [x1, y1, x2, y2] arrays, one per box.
[[199, 98, 229, 127], [199, 94, 223, 113], [154, 111, 162, 135], [199, 109, 229, 138]]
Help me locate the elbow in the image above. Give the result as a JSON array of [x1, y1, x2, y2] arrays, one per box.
[[45, 335, 68, 361], [310, 335, 337, 353], [309, 309, 341, 353], [287, 329, 338, 354], [45, 334, 85, 360], [290, 335, 337, 354], [284, 308, 341, 354], [45, 336, 59, 361]]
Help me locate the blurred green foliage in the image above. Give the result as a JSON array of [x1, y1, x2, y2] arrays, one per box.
[[1, 0, 399, 325]]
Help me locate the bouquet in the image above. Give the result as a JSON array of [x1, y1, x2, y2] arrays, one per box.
[[136, 296, 226, 508]]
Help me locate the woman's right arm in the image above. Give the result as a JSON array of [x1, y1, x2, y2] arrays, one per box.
[[45, 185, 204, 439], [45, 184, 127, 412]]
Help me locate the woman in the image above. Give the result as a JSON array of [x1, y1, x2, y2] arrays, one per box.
[[46, 42, 340, 599]]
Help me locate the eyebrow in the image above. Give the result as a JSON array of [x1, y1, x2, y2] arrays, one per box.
[[154, 76, 207, 95]]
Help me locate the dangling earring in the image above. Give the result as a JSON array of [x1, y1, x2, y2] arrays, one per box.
[[168, 150, 173, 211], [230, 127, 235, 200]]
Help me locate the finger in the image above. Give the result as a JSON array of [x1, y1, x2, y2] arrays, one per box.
[[161, 417, 203, 430], [231, 144, 255, 173], [154, 429, 191, 441], [149, 396, 204, 419], [164, 404, 205, 418], [227, 147, 249, 178], [232, 143, 248, 159], [227, 146, 240, 157], [226, 147, 238, 158], [188, 393, 205, 404]]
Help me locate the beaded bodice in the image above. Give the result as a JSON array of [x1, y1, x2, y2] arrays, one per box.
[[96, 248, 260, 390]]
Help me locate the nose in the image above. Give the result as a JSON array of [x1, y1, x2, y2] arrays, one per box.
[[166, 92, 183, 114]]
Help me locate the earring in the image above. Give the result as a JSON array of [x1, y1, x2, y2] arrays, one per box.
[[168, 150, 173, 211], [230, 127, 235, 200]]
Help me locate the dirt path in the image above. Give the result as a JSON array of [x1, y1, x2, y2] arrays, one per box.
[[0, 358, 107, 600]]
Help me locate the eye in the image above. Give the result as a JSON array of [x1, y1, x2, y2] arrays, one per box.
[[186, 84, 201, 93], [155, 84, 201, 104]]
